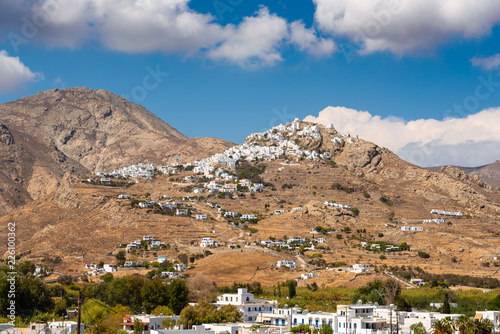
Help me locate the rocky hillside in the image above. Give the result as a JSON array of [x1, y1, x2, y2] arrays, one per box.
[[469, 160, 500, 188], [0, 87, 233, 215], [1, 120, 499, 284]]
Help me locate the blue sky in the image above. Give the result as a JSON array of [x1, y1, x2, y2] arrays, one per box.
[[1, 0, 500, 167]]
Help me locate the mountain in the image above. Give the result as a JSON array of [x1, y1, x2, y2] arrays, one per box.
[[1, 121, 499, 286], [469, 160, 500, 188], [0, 87, 233, 215], [427, 161, 500, 188]]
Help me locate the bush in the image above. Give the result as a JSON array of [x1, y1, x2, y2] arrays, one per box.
[[363, 191, 371, 198], [418, 252, 430, 259], [380, 255, 387, 260], [352, 207, 360, 216], [380, 195, 394, 206]]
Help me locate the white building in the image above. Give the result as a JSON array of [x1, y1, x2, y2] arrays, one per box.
[[401, 226, 423, 231], [475, 311, 500, 332], [120, 314, 168, 333], [277, 260, 297, 269], [176, 209, 189, 216], [240, 214, 257, 220], [350, 264, 370, 273], [224, 212, 239, 218], [196, 214, 208, 220], [301, 272, 319, 280], [200, 237, 219, 248], [214, 288, 277, 323], [174, 263, 187, 271]]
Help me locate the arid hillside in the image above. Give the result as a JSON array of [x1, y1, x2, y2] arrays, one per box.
[[0, 87, 233, 215], [1, 122, 499, 287]]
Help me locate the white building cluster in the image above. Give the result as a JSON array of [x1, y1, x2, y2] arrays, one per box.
[[325, 201, 352, 211], [215, 288, 278, 322], [423, 218, 445, 223], [401, 226, 424, 231], [430, 209, 463, 217]]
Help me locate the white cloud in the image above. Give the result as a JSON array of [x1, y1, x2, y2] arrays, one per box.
[[471, 54, 500, 71], [289, 20, 336, 57], [0, 50, 42, 93], [313, 0, 500, 55], [304, 106, 500, 167], [207, 7, 288, 67], [1, 1, 335, 68]]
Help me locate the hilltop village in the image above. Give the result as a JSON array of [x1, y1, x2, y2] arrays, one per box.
[[76, 120, 485, 283]]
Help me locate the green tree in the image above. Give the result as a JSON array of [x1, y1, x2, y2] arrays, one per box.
[[320, 324, 333, 334], [107, 276, 145, 313], [441, 293, 451, 314], [291, 325, 311, 333], [169, 279, 189, 315], [133, 318, 144, 334], [488, 293, 500, 310], [410, 322, 427, 334], [352, 207, 360, 216], [219, 304, 242, 323], [17, 261, 36, 275], [286, 280, 297, 299], [115, 250, 126, 262], [431, 318, 454, 334], [468, 319, 494, 334], [142, 279, 171, 313], [152, 305, 174, 316], [454, 315, 470, 334], [0, 269, 54, 317]]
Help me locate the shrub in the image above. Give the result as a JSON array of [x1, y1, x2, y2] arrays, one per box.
[[380, 255, 387, 260], [418, 251, 430, 259], [380, 195, 394, 206], [363, 191, 371, 198]]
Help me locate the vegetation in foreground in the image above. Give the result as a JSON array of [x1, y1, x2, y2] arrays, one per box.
[[1, 263, 499, 332]]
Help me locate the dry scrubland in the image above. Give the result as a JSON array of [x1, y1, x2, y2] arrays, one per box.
[[1, 155, 499, 287]]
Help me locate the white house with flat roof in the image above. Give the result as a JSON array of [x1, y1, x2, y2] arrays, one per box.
[[214, 288, 277, 323]]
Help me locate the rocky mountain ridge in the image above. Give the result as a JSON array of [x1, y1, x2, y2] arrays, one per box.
[[0, 87, 233, 215]]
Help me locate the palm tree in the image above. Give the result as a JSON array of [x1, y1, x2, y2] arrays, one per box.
[[468, 318, 494, 334], [431, 318, 454, 334], [454, 315, 471, 334]]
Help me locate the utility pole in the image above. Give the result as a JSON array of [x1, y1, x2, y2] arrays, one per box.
[[76, 291, 82, 334], [396, 308, 399, 334]]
